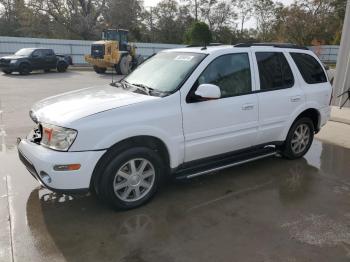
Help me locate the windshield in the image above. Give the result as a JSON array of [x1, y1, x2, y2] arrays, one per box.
[[124, 52, 206, 93], [15, 48, 34, 56]]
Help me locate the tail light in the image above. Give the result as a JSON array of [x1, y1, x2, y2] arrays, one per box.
[[330, 87, 333, 105]]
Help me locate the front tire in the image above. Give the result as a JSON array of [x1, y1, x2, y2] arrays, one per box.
[[2, 70, 12, 75], [99, 147, 164, 210], [281, 117, 314, 159], [93, 66, 107, 74], [19, 63, 31, 75]]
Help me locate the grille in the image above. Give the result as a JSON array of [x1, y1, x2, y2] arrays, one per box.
[[29, 124, 42, 144], [0, 59, 10, 65], [18, 149, 38, 178], [91, 45, 105, 59]]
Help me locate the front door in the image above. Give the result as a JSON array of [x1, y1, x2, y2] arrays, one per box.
[[181, 52, 259, 162], [30, 50, 45, 70]]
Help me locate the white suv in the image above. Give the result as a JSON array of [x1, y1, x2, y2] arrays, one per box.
[[18, 43, 332, 209]]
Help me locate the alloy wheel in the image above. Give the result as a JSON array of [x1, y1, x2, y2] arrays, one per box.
[[291, 123, 310, 154], [113, 158, 155, 202]]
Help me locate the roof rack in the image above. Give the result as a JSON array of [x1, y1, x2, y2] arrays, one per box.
[[186, 43, 224, 48], [234, 43, 308, 50]]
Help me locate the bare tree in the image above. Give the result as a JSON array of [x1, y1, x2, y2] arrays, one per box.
[[234, 0, 253, 34], [253, 0, 277, 41], [30, 0, 107, 39]]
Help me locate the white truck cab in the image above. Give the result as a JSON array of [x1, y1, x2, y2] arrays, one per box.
[[18, 43, 332, 209]]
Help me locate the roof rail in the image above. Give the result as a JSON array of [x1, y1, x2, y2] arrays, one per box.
[[186, 43, 224, 48], [234, 43, 308, 50]]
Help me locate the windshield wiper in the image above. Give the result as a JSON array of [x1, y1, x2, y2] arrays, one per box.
[[111, 80, 166, 96], [130, 83, 153, 95]]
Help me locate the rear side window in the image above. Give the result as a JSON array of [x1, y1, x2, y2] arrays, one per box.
[[45, 49, 55, 56], [290, 53, 327, 84], [256, 52, 294, 91]]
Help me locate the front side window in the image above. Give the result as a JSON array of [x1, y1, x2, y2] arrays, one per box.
[[256, 52, 294, 91], [124, 52, 206, 93], [290, 52, 327, 84], [197, 53, 252, 98], [32, 50, 44, 57]]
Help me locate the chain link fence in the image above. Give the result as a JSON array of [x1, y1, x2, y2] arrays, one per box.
[[0, 36, 185, 65]]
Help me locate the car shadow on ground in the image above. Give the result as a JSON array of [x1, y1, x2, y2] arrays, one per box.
[[1, 70, 83, 79]]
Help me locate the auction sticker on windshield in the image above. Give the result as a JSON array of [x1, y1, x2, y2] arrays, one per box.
[[174, 55, 194, 61]]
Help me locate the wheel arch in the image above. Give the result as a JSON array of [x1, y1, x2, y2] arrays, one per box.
[[296, 108, 321, 132], [90, 135, 171, 192], [19, 60, 31, 68], [57, 60, 68, 67], [282, 108, 321, 141]]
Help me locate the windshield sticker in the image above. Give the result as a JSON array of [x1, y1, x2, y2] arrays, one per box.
[[174, 55, 194, 61]]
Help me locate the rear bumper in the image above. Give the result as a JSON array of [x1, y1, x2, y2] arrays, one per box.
[[18, 139, 106, 194], [319, 106, 331, 128]]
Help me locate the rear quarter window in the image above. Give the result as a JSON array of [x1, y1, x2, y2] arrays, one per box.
[[290, 52, 327, 84]]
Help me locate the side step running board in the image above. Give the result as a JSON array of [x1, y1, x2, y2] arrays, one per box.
[[186, 152, 276, 179], [174, 147, 277, 179]]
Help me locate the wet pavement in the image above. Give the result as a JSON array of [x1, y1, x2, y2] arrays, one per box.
[[1, 71, 350, 261], [1, 140, 350, 262]]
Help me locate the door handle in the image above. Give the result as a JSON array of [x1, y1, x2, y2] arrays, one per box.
[[242, 104, 254, 110], [290, 96, 301, 102]]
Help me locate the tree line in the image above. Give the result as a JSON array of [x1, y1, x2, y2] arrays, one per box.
[[0, 0, 347, 45]]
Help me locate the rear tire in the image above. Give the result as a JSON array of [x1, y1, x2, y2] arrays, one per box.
[[118, 55, 132, 75], [93, 66, 107, 74], [281, 117, 314, 159], [57, 62, 68, 72], [19, 63, 31, 75], [98, 147, 164, 210]]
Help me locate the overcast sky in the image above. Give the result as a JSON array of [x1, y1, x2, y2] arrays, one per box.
[[144, 0, 295, 28]]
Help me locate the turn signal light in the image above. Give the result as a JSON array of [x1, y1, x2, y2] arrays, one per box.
[[54, 164, 81, 171]]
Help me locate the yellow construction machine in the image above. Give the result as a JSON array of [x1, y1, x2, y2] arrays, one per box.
[[85, 29, 144, 75]]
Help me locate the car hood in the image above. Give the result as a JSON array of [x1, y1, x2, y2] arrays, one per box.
[[30, 85, 159, 125], [1, 55, 24, 60]]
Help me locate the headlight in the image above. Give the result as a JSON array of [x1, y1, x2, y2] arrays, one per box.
[[40, 124, 77, 151], [10, 60, 17, 64]]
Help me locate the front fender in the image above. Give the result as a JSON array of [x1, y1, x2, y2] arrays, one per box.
[[95, 125, 183, 168]]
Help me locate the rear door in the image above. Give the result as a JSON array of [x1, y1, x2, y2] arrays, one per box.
[[43, 49, 57, 69], [289, 52, 331, 108], [30, 49, 45, 70], [253, 51, 305, 144], [181, 52, 259, 162]]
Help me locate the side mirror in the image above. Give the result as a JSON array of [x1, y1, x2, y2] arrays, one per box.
[[195, 84, 221, 100]]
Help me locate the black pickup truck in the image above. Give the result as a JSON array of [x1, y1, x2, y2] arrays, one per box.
[[0, 48, 73, 75]]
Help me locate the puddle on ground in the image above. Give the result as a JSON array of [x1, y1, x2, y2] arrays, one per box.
[[1, 140, 350, 261]]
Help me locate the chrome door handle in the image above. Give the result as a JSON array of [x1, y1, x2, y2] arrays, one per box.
[[242, 104, 254, 110], [290, 96, 301, 102]]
